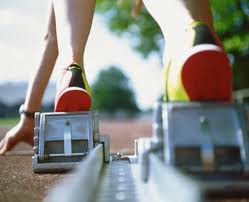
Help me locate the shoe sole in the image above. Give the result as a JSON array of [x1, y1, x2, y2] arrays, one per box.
[[54, 87, 91, 112], [181, 44, 232, 101]]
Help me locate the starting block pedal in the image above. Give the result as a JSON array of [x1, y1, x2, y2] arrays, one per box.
[[32, 111, 109, 172]]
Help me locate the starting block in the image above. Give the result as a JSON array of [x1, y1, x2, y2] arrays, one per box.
[[141, 102, 249, 192], [32, 111, 110, 172], [162, 102, 249, 173]]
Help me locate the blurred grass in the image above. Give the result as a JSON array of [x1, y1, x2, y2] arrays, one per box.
[[0, 117, 19, 128]]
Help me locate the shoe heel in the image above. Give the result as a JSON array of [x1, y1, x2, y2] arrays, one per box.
[[54, 87, 91, 112], [181, 44, 232, 101]]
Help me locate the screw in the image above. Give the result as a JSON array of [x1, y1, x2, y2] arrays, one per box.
[[200, 116, 208, 125], [33, 146, 39, 154]]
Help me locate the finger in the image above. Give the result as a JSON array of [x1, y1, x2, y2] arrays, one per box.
[[132, 0, 143, 17], [0, 137, 17, 155], [0, 138, 5, 151], [0, 138, 7, 155]]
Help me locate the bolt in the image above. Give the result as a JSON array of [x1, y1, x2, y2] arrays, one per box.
[[33, 146, 39, 154], [33, 136, 39, 146], [200, 116, 208, 125]]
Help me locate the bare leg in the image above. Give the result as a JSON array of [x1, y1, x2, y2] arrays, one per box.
[[0, 3, 58, 154], [143, 0, 232, 101], [143, 0, 222, 60], [52, 0, 95, 112], [52, 0, 95, 68]]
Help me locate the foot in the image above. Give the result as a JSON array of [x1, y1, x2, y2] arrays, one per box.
[[54, 63, 92, 112], [163, 22, 232, 102]]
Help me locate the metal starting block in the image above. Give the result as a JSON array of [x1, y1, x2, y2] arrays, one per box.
[[32, 111, 110, 173], [163, 102, 249, 173], [141, 102, 249, 180]]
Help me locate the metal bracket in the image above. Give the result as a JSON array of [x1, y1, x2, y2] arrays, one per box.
[[64, 120, 72, 155]]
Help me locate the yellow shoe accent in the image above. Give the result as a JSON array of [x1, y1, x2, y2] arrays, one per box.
[[81, 69, 92, 96], [163, 59, 189, 102], [163, 21, 222, 102], [69, 62, 92, 96]]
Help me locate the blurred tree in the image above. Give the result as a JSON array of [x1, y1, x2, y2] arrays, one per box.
[[210, 0, 249, 90], [91, 66, 140, 114], [211, 0, 249, 54], [96, 0, 162, 58], [96, 0, 249, 89]]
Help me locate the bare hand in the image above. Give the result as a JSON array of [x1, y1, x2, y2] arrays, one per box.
[[0, 116, 34, 155], [132, 0, 143, 17]]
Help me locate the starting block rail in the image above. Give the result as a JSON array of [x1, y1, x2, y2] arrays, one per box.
[[44, 145, 203, 202], [45, 144, 104, 202]]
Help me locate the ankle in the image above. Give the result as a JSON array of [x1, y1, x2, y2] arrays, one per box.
[[186, 21, 224, 49], [67, 60, 83, 69]]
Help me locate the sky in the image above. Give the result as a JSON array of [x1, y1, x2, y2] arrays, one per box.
[[0, 1, 163, 110]]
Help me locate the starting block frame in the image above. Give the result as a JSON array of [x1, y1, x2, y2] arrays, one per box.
[[141, 102, 249, 182], [163, 102, 249, 173], [32, 111, 109, 173]]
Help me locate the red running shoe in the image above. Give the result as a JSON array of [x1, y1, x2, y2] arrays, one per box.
[[54, 63, 91, 112], [164, 22, 232, 102]]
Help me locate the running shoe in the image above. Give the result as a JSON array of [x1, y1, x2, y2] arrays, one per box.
[[163, 22, 232, 101], [54, 63, 91, 112]]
